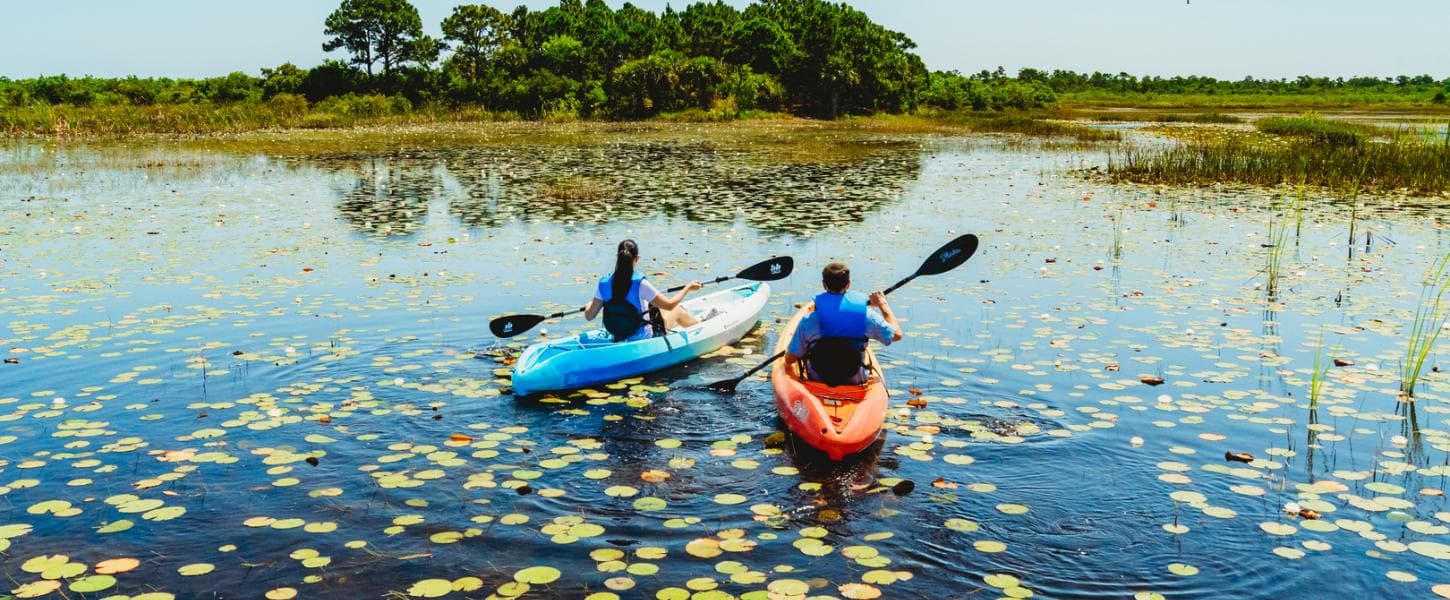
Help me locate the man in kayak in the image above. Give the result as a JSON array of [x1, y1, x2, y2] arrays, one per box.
[[784, 262, 902, 385], [583, 239, 702, 342]]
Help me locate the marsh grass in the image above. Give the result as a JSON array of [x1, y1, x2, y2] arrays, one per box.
[[1092, 112, 1242, 124], [1105, 135, 1450, 194], [0, 96, 501, 137], [1400, 253, 1450, 399], [967, 115, 1121, 141], [1256, 114, 1381, 147], [852, 112, 1121, 142], [2, 99, 1123, 144]]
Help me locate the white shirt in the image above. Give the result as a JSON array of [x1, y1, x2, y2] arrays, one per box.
[[593, 277, 660, 311]]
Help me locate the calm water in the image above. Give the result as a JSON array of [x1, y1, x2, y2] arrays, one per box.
[[2, 125, 1449, 599]]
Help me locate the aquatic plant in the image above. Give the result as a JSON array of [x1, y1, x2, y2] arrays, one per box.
[[1400, 252, 1450, 399]]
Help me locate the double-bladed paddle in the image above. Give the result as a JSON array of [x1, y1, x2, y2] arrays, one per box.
[[706, 234, 979, 393], [489, 256, 795, 338]]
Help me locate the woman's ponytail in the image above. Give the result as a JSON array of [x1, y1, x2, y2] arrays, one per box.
[[611, 239, 638, 301]]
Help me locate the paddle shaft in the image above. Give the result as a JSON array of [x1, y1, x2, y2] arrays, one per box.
[[881, 274, 915, 296], [666, 273, 736, 294]]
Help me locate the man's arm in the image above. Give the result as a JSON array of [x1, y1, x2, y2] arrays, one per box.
[[868, 291, 903, 342], [785, 309, 818, 365]]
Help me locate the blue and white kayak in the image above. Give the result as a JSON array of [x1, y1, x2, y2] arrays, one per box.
[[510, 282, 770, 396]]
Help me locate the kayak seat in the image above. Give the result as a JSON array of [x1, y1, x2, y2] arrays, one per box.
[[800, 336, 870, 386]]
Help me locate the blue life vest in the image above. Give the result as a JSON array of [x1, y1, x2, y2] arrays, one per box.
[[599, 272, 649, 341], [814, 291, 869, 347], [806, 291, 869, 385]]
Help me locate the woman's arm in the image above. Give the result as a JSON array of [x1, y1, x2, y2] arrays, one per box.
[[649, 280, 702, 311], [583, 297, 603, 321]]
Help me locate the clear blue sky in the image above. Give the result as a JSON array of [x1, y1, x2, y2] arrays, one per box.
[[3, 1, 1447, 80]]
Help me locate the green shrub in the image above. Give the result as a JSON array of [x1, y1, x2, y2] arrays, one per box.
[[268, 93, 309, 118]]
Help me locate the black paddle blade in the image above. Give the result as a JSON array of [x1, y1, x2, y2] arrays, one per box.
[[706, 377, 742, 393], [705, 350, 787, 394], [490, 314, 546, 338], [736, 256, 794, 282], [916, 234, 979, 277]]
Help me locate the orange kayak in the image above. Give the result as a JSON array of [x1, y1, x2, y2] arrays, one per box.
[[772, 305, 888, 461]]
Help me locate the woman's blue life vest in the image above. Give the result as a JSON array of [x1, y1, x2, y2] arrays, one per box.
[[598, 272, 654, 342], [804, 291, 870, 385]]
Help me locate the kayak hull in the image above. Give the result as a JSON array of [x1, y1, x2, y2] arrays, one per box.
[[771, 305, 888, 461], [511, 282, 769, 396]]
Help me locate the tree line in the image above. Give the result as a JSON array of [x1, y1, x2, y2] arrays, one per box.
[[1, 0, 1445, 120]]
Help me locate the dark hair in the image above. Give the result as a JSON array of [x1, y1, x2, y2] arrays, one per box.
[[822, 262, 850, 293], [612, 239, 639, 300]]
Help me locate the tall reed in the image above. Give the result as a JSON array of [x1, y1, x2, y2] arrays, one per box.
[[1308, 331, 1330, 410], [1400, 253, 1450, 399], [1264, 194, 1299, 299]]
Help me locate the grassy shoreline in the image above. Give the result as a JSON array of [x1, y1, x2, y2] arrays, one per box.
[[0, 100, 1128, 142], [6, 92, 1450, 140], [6, 98, 1448, 195]]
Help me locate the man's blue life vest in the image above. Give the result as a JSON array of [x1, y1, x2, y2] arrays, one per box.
[[806, 291, 869, 385]]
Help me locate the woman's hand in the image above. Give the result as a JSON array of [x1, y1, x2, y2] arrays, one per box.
[[685, 280, 703, 293]]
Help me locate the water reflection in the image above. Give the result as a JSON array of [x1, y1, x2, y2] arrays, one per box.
[[331, 157, 442, 237], [313, 139, 922, 236]]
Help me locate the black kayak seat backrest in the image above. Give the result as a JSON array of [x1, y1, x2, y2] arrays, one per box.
[[803, 336, 868, 386], [601, 298, 647, 342], [602, 299, 666, 342]]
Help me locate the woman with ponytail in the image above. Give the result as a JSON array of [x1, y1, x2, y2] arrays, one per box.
[[584, 239, 702, 342]]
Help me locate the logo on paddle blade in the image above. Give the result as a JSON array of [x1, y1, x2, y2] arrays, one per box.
[[503, 322, 513, 333], [939, 248, 961, 263], [770, 262, 783, 275]]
